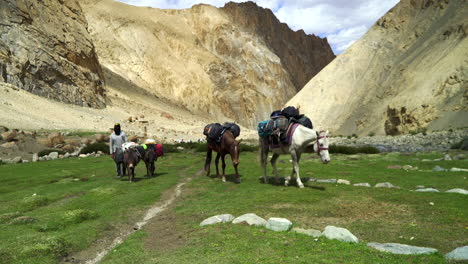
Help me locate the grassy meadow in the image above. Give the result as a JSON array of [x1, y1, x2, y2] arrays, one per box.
[[0, 149, 467, 263]]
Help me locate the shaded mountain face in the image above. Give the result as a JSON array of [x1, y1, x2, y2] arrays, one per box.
[[81, 0, 334, 127], [287, 0, 467, 135], [0, 0, 106, 108]]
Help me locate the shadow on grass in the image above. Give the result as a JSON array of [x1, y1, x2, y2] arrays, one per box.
[[206, 173, 242, 184], [259, 176, 325, 190]]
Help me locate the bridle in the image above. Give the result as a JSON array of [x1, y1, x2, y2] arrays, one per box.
[[315, 131, 329, 156]]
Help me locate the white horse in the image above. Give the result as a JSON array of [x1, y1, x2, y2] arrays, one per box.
[[260, 125, 330, 188]]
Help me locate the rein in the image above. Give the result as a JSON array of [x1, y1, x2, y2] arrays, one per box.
[[315, 131, 328, 156]]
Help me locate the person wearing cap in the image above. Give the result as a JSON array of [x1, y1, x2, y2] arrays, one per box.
[[110, 123, 127, 177]]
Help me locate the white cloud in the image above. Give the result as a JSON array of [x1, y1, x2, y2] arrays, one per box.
[[116, 0, 399, 53]]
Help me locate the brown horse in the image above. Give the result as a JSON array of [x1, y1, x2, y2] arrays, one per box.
[[124, 148, 141, 182], [204, 130, 242, 183]]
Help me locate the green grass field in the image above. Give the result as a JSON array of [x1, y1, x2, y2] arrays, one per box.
[[1, 150, 467, 263]]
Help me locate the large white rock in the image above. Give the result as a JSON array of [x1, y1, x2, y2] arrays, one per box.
[[446, 188, 468, 195], [265, 217, 292, 232], [367, 242, 438, 255], [48, 152, 58, 160], [415, 188, 439, 193], [450, 167, 468, 172], [292, 227, 321, 237], [32, 153, 38, 162], [200, 214, 234, 226], [337, 179, 351, 185], [322, 226, 359, 243], [375, 182, 395, 188], [353, 183, 371, 187], [445, 246, 468, 261], [232, 213, 267, 227]]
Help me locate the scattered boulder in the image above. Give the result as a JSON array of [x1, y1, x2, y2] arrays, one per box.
[[1, 129, 17, 142], [0, 126, 8, 134], [445, 246, 468, 261], [450, 167, 468, 172], [453, 154, 465, 160], [353, 183, 371, 187], [232, 213, 267, 227], [48, 152, 59, 160], [292, 227, 321, 237], [432, 166, 446, 172], [11, 156, 22, 164], [322, 226, 359, 243], [176, 146, 184, 150], [94, 134, 109, 143], [32, 153, 38, 162], [446, 188, 468, 195], [415, 185, 425, 189], [337, 179, 351, 185], [61, 144, 75, 153], [78, 154, 87, 158], [444, 154, 452, 160], [265, 217, 292, 232], [402, 165, 418, 171], [387, 165, 402, 169], [1, 141, 17, 148], [375, 182, 395, 188], [415, 188, 439, 193], [200, 214, 234, 226], [367, 242, 438, 255], [47, 133, 65, 147]]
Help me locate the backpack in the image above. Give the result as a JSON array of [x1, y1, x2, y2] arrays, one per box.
[[270, 110, 282, 118], [292, 115, 313, 129], [203, 123, 224, 143], [258, 120, 271, 138], [155, 144, 164, 157], [222, 122, 241, 138], [281, 106, 300, 119]]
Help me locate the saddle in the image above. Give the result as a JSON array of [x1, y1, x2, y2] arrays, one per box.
[[203, 122, 240, 144]]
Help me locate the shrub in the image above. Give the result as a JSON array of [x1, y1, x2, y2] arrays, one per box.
[[22, 195, 49, 209], [352, 133, 358, 138], [62, 209, 98, 224], [368, 132, 375, 137], [329, 145, 379, 154], [21, 237, 70, 258], [240, 144, 258, 152], [80, 143, 109, 154], [38, 148, 65, 157]]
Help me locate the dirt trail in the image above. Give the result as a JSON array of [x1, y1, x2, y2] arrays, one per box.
[[63, 167, 205, 264]]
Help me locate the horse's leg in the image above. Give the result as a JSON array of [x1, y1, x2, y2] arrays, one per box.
[[233, 156, 240, 184], [292, 151, 304, 188], [205, 148, 212, 176], [151, 161, 155, 177], [271, 153, 280, 184], [260, 140, 269, 184], [221, 154, 226, 182], [215, 152, 221, 178]]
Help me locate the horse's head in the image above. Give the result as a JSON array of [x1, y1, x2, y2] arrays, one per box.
[[231, 139, 242, 166], [314, 130, 330, 164]]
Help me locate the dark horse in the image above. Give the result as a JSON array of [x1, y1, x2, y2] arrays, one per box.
[[124, 148, 141, 182], [143, 146, 156, 177], [204, 130, 242, 183]]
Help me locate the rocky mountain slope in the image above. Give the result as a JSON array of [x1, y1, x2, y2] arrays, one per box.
[[81, 0, 334, 127], [287, 0, 467, 135], [0, 0, 106, 108]]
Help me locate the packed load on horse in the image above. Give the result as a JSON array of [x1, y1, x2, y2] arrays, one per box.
[[121, 139, 165, 181], [203, 122, 242, 183], [258, 106, 313, 146], [203, 122, 241, 144]]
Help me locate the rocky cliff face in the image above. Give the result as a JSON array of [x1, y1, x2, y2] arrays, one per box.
[[222, 1, 335, 91], [0, 0, 106, 108], [287, 0, 467, 135], [81, 0, 334, 127]]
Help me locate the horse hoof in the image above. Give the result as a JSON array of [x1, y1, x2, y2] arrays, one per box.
[[298, 184, 304, 189], [235, 179, 241, 184]]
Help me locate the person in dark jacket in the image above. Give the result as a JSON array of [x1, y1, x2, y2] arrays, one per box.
[[109, 123, 127, 177]]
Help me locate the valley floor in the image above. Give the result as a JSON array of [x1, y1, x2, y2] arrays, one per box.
[[0, 150, 467, 263]]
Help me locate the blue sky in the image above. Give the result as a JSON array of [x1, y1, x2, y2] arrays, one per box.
[[117, 0, 400, 54]]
